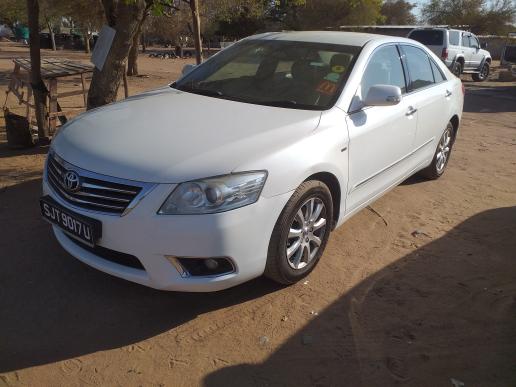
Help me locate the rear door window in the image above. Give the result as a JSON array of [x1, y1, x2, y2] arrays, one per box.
[[449, 31, 460, 46], [408, 30, 444, 46], [401, 45, 435, 91]]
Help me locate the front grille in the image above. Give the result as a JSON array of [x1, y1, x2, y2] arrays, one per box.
[[66, 234, 145, 270], [46, 151, 152, 215]]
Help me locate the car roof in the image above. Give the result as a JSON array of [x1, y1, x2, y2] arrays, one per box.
[[246, 31, 399, 47]]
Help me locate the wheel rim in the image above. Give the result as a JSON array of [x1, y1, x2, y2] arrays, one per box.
[[481, 64, 489, 79], [453, 65, 461, 77], [286, 197, 327, 270], [436, 128, 452, 173]]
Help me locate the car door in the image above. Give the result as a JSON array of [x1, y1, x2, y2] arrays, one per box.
[[461, 33, 474, 69], [345, 44, 417, 212], [469, 35, 484, 68], [400, 44, 451, 166]]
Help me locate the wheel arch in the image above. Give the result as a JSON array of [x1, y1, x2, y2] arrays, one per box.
[[304, 172, 341, 229], [450, 114, 460, 139]]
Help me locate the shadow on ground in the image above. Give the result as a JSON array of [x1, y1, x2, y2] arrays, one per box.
[[463, 83, 516, 113], [205, 207, 516, 387], [0, 178, 282, 372]]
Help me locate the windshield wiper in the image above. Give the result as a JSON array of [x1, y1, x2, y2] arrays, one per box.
[[257, 100, 319, 110], [178, 86, 224, 98]]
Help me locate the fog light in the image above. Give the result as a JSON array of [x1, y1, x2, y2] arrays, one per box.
[[204, 258, 219, 270], [172, 257, 235, 277]]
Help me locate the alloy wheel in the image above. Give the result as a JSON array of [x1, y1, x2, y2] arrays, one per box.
[[436, 128, 452, 173], [286, 197, 327, 270]]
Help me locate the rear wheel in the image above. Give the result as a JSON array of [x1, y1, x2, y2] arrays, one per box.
[[264, 180, 333, 285], [420, 122, 454, 180], [472, 62, 489, 81]]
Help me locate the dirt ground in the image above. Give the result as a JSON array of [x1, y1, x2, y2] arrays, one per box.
[[0, 42, 515, 387]]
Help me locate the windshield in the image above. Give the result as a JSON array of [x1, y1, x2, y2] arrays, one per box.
[[409, 30, 444, 46], [172, 39, 360, 110]]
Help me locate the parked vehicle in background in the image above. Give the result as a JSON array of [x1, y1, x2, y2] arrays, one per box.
[[500, 33, 516, 78], [41, 32, 464, 291], [408, 27, 491, 81]]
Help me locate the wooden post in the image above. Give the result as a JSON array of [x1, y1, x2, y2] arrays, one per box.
[[48, 78, 58, 133], [26, 85, 33, 125], [80, 73, 87, 107]]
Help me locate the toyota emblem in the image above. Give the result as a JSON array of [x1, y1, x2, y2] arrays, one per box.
[[63, 170, 81, 192]]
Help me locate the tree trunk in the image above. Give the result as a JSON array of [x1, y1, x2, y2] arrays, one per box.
[[127, 35, 139, 76], [141, 31, 146, 53], [84, 27, 91, 54], [189, 0, 203, 64], [87, 0, 146, 109], [27, 0, 50, 143], [47, 20, 56, 51], [127, 8, 150, 76]]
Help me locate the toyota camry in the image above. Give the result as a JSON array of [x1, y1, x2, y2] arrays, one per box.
[[41, 31, 464, 291]]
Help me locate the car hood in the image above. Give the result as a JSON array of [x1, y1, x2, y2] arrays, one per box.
[[52, 87, 322, 183]]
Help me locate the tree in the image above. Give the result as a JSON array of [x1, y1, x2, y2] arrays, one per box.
[[380, 0, 416, 25], [127, 2, 152, 76], [67, 0, 105, 54], [281, 0, 383, 30], [211, 1, 266, 39], [0, 0, 27, 26], [421, 0, 516, 35], [26, 0, 50, 143], [87, 0, 148, 109]]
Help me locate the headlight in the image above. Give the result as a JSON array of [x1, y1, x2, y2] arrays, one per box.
[[158, 171, 267, 215]]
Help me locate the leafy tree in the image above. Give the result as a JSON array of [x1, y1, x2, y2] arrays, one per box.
[[283, 0, 383, 30], [0, 0, 27, 26], [380, 0, 416, 25], [421, 0, 516, 34]]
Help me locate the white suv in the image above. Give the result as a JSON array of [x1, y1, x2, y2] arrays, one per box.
[[408, 28, 491, 81]]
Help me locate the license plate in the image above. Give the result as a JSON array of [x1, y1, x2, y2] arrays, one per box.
[[40, 196, 102, 246]]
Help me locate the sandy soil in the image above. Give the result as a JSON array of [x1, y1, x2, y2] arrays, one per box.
[[0, 42, 515, 387]]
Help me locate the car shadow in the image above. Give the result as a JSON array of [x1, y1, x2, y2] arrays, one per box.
[[0, 178, 283, 373], [463, 84, 516, 113], [204, 206, 516, 386]]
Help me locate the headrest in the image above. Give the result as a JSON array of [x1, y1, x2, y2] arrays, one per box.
[[330, 54, 351, 70], [291, 60, 314, 82]]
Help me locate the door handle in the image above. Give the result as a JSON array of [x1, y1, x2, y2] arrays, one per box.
[[445, 90, 452, 97], [406, 106, 417, 116]]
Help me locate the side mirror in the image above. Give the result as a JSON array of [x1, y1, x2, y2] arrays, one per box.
[[182, 63, 196, 76], [480, 42, 488, 49], [364, 85, 402, 107]]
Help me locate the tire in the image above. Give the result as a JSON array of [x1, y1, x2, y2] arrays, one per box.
[[264, 180, 333, 285], [420, 122, 455, 180], [452, 61, 462, 78], [472, 62, 489, 81]]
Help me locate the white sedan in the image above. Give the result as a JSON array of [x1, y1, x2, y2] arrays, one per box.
[[41, 31, 464, 291]]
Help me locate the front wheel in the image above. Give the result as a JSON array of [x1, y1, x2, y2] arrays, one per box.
[[472, 62, 489, 81], [264, 180, 333, 285], [420, 122, 454, 180], [452, 61, 462, 78]]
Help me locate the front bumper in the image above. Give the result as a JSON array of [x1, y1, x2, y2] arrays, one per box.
[[43, 174, 292, 292]]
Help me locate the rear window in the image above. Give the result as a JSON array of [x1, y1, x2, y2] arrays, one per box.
[[409, 30, 444, 46]]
